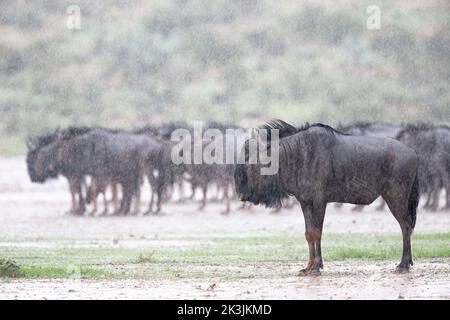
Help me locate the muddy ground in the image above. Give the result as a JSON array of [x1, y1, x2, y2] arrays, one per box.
[[0, 158, 449, 299]]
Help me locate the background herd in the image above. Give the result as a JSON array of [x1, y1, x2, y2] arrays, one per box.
[[25, 121, 450, 216]]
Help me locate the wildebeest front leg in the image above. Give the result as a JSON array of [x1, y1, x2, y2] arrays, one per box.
[[88, 179, 98, 216], [144, 178, 154, 215], [111, 181, 119, 215], [119, 183, 133, 215], [69, 178, 85, 215], [221, 185, 230, 215], [311, 202, 326, 274], [68, 181, 77, 215], [298, 201, 315, 275], [298, 200, 326, 276], [198, 184, 207, 211], [132, 188, 141, 215], [101, 193, 108, 215]]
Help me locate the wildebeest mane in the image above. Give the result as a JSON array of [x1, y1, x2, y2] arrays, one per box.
[[396, 123, 435, 140], [259, 120, 348, 141], [60, 126, 93, 140], [28, 131, 58, 150], [132, 125, 160, 136]]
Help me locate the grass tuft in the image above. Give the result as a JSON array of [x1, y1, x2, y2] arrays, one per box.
[[135, 251, 157, 264], [0, 258, 23, 278]]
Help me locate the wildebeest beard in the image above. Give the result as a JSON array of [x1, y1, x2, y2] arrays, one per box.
[[234, 162, 288, 208], [26, 149, 39, 182], [234, 138, 288, 208]]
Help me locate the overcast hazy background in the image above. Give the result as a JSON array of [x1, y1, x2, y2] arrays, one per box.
[[0, 0, 449, 155]]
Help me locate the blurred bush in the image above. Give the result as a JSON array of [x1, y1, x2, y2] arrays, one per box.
[[0, 0, 449, 155]]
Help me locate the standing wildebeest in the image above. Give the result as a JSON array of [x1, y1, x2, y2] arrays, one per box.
[[27, 128, 92, 214], [396, 124, 450, 211], [184, 123, 245, 214], [338, 122, 403, 212], [30, 128, 142, 215], [234, 121, 419, 275]]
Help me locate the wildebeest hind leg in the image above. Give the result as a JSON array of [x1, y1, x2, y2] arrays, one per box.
[[446, 187, 450, 209], [119, 184, 133, 215], [383, 191, 414, 273], [144, 183, 154, 215]]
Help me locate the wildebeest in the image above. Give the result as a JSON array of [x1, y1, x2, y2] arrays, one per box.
[[28, 128, 142, 215], [28, 125, 177, 216], [339, 121, 402, 139], [86, 176, 118, 215], [396, 124, 450, 211], [182, 122, 245, 214], [27, 127, 92, 214], [234, 120, 419, 274], [338, 122, 403, 212]]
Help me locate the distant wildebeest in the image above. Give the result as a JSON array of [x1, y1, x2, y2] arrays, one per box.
[[396, 124, 450, 211], [338, 121, 402, 139], [28, 128, 142, 215], [138, 122, 193, 203], [338, 122, 403, 212], [182, 122, 244, 214], [86, 176, 118, 215], [27, 127, 92, 214], [234, 120, 419, 274]]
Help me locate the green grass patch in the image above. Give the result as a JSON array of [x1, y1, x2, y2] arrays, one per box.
[[19, 266, 109, 278], [1, 232, 449, 279]]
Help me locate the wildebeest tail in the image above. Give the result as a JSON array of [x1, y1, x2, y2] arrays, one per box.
[[408, 172, 419, 229]]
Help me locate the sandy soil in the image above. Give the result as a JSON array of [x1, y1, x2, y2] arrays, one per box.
[[0, 158, 449, 300], [1, 260, 450, 300]]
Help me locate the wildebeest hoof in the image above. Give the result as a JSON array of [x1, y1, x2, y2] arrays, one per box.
[[298, 267, 314, 276], [395, 265, 410, 274], [75, 210, 85, 216], [309, 269, 321, 276], [297, 269, 309, 276]]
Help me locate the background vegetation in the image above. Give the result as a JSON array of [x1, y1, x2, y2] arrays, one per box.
[[1, 0, 449, 155]]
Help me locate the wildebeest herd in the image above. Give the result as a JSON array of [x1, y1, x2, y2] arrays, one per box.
[[26, 120, 450, 274], [26, 120, 450, 217], [26, 122, 238, 216]]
